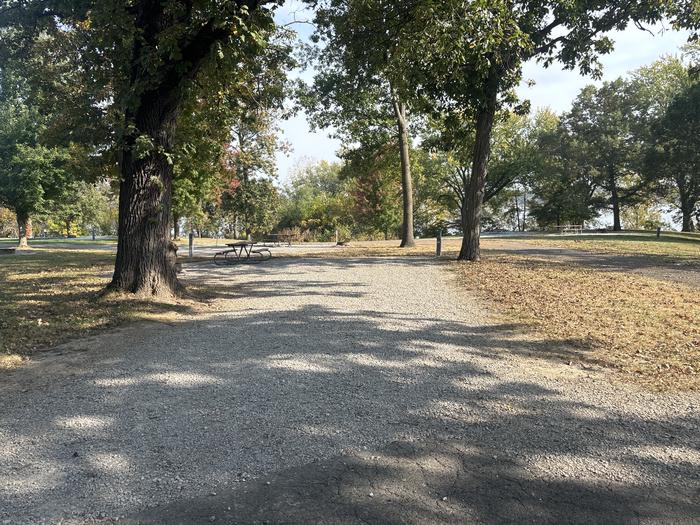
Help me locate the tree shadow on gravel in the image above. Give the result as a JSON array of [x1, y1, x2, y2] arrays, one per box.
[[183, 256, 447, 302], [1, 259, 698, 524], [125, 438, 700, 525]]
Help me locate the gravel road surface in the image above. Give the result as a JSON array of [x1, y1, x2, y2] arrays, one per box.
[[1, 256, 698, 524]]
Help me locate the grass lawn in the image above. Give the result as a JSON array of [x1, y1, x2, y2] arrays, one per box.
[[0, 237, 118, 247], [455, 253, 700, 392], [0, 248, 199, 367], [502, 231, 700, 260]]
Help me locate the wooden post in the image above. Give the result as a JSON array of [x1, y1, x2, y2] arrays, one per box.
[[189, 232, 194, 258], [656, 227, 661, 239], [436, 230, 442, 257], [335, 229, 339, 245]]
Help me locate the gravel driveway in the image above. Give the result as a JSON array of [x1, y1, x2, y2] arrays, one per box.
[[1, 256, 698, 524]]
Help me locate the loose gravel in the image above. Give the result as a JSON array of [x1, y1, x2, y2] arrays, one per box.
[[0, 256, 698, 524]]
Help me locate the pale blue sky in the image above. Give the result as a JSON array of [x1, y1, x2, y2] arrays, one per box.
[[274, 3, 691, 182]]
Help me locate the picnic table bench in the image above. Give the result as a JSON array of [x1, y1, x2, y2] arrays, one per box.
[[0, 247, 16, 255], [556, 224, 583, 234], [214, 242, 271, 266], [261, 233, 294, 247]]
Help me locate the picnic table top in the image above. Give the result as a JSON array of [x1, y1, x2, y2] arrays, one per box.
[[226, 241, 256, 247]]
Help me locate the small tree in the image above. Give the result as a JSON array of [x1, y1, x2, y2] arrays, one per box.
[[0, 100, 69, 247]]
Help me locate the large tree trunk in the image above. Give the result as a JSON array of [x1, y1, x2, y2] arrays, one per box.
[[17, 212, 30, 249], [390, 91, 415, 248], [609, 168, 622, 231], [459, 69, 499, 261], [681, 206, 694, 232], [108, 90, 181, 297], [679, 187, 695, 232]]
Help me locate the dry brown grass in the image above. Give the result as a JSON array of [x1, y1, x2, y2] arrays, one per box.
[[0, 353, 24, 369], [301, 238, 463, 258], [514, 233, 700, 260], [0, 249, 203, 358], [455, 253, 700, 392]]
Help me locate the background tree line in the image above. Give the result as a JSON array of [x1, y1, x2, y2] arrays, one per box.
[[2, 48, 699, 243], [1, 0, 698, 296]]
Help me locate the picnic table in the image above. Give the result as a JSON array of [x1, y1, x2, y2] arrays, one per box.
[[214, 241, 271, 265], [262, 233, 294, 247], [555, 224, 583, 234]]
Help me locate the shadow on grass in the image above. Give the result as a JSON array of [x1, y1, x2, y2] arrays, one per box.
[[0, 250, 203, 355], [480, 246, 700, 291]]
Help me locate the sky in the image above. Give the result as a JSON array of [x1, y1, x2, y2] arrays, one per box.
[[273, 3, 691, 183]]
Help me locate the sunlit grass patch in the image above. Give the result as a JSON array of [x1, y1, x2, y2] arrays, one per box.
[[0, 249, 199, 357], [491, 232, 700, 260], [455, 253, 700, 392], [0, 353, 24, 369]]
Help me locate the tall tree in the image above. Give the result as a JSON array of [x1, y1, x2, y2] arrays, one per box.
[[1, 0, 280, 296], [342, 143, 403, 240], [563, 80, 650, 231], [527, 109, 605, 228], [627, 49, 699, 231], [647, 82, 700, 231], [172, 26, 293, 240], [305, 0, 417, 247], [390, 0, 689, 259], [0, 100, 68, 247]]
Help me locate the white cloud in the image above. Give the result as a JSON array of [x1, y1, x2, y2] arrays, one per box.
[[518, 24, 690, 113]]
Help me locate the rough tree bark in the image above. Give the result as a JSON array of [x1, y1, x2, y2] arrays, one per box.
[[107, 3, 256, 297], [459, 68, 499, 261], [609, 168, 622, 231], [109, 89, 181, 296], [681, 204, 694, 232], [390, 88, 415, 248], [17, 212, 30, 249]]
